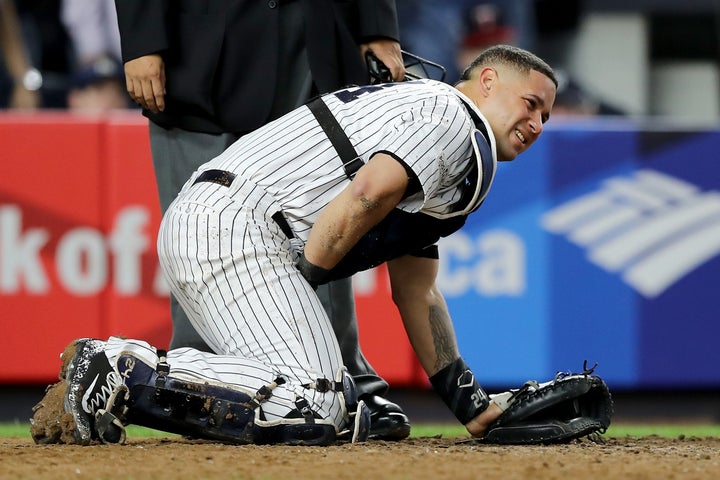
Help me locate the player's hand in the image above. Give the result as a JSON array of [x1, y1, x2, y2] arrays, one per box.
[[361, 39, 405, 81], [123, 54, 166, 113], [464, 402, 503, 437]]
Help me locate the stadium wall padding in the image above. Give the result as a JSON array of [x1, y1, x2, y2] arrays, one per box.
[[1, 113, 718, 389]]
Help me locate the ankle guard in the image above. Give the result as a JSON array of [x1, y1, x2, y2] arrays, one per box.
[[302, 367, 370, 443], [429, 357, 489, 424], [93, 384, 130, 444]]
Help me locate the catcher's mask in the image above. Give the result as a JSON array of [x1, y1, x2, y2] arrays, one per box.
[[367, 50, 447, 83]]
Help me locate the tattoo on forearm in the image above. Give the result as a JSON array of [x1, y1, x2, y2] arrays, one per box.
[[429, 305, 456, 371]]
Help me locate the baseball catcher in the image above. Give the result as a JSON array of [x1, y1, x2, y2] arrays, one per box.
[[30, 45, 613, 446]]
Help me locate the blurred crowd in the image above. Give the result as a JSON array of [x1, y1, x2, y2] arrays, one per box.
[[395, 0, 625, 117], [0, 0, 130, 112], [0, 0, 621, 116]]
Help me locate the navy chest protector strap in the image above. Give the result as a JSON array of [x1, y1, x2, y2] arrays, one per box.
[[307, 96, 365, 179]]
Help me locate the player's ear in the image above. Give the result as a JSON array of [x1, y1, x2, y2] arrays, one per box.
[[478, 67, 497, 96]]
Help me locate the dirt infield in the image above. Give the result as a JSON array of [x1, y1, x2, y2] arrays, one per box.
[[2, 435, 719, 480]]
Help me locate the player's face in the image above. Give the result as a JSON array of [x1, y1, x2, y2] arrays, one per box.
[[483, 68, 556, 161]]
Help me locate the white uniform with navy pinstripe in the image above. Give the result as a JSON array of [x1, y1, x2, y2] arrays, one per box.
[[110, 80, 491, 431]]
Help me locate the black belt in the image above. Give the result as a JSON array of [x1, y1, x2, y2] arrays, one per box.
[[192, 169, 236, 187], [271, 211, 295, 239], [192, 169, 294, 239]]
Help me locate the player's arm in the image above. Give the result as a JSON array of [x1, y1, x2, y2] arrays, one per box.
[[302, 153, 408, 278], [386, 255, 457, 375], [386, 254, 502, 436]]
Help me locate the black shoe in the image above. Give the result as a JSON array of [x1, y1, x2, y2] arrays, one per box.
[[361, 395, 411, 440], [63, 339, 127, 445]]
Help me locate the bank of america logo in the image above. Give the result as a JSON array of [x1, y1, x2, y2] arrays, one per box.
[[541, 169, 720, 298]]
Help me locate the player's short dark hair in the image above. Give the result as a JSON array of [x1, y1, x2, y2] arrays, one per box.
[[460, 44, 558, 88]]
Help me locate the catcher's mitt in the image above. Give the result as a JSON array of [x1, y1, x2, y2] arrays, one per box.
[[481, 362, 613, 445]]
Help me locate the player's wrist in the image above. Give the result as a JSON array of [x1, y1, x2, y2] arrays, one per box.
[[429, 356, 489, 425], [296, 252, 331, 289]]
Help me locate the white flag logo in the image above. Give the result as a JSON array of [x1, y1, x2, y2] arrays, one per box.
[[541, 169, 720, 298]]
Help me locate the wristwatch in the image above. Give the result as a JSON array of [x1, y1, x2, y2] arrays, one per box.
[[21, 68, 43, 91]]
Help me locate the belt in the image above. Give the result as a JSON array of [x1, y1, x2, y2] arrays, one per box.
[[192, 169, 236, 187], [192, 169, 294, 239]]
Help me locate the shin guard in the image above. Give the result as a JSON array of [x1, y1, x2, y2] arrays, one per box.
[[116, 352, 338, 445]]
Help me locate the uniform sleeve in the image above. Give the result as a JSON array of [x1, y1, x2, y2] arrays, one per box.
[[355, 0, 401, 42], [380, 95, 474, 213], [114, 0, 169, 63]]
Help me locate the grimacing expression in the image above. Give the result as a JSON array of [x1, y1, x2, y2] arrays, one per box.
[[482, 68, 556, 161]]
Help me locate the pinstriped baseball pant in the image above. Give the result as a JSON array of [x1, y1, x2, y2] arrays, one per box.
[[151, 178, 346, 425]]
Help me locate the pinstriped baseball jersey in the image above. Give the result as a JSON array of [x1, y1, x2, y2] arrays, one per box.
[[155, 79, 494, 429], [197, 79, 490, 242]]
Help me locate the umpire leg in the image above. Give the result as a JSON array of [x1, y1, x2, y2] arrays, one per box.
[[317, 278, 411, 440]]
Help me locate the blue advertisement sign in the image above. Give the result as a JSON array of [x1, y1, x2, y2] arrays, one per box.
[[441, 122, 720, 389]]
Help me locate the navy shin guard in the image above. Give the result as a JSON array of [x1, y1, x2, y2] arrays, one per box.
[[117, 353, 337, 445]]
